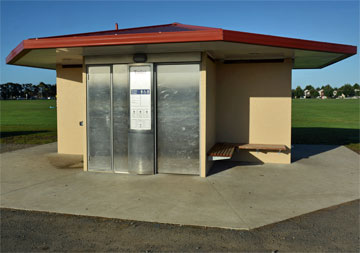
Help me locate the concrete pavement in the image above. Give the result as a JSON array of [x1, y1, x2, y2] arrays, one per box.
[[1, 143, 359, 229]]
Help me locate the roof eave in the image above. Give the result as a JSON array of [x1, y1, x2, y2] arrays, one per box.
[[6, 41, 29, 65], [6, 28, 357, 69], [293, 53, 355, 69], [223, 29, 357, 55], [6, 30, 224, 65]]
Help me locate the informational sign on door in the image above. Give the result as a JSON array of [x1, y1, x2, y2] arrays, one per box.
[[129, 66, 152, 130]]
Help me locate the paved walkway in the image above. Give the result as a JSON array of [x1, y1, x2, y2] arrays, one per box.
[[1, 143, 359, 229]]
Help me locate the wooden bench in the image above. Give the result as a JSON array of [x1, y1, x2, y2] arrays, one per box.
[[237, 144, 287, 152], [208, 143, 287, 160], [207, 143, 237, 160]]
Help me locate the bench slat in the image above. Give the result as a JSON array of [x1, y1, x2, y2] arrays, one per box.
[[208, 143, 287, 158], [237, 144, 286, 151], [208, 143, 236, 157]]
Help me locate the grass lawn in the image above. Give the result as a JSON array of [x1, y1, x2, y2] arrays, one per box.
[[292, 99, 360, 153], [0, 100, 57, 145], [0, 99, 359, 153]]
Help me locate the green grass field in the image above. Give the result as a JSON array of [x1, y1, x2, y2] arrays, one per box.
[[292, 99, 359, 152], [0, 99, 359, 152], [0, 100, 57, 144]]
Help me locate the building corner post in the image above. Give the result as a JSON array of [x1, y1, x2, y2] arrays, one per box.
[[82, 61, 88, 171], [200, 52, 207, 177]]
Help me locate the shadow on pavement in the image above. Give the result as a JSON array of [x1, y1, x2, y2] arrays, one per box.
[[0, 130, 49, 138], [291, 127, 360, 162], [291, 144, 340, 162], [208, 160, 262, 176], [292, 127, 359, 146]]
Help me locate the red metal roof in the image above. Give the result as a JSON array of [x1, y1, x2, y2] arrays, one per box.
[[36, 22, 217, 39], [6, 22, 357, 68]]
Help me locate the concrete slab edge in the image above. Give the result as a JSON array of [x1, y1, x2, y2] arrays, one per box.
[[0, 206, 250, 231], [249, 198, 360, 230], [2, 199, 359, 231]]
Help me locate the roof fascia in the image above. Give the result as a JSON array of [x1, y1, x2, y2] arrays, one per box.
[[23, 30, 224, 49], [6, 41, 29, 64]]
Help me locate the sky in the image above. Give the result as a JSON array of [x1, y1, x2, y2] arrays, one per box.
[[0, 0, 359, 88]]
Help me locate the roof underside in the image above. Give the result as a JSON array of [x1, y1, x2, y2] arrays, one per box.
[[6, 23, 357, 70]]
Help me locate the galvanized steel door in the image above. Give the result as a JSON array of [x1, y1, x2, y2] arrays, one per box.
[[113, 65, 129, 173], [87, 65, 112, 172], [156, 64, 200, 175], [87, 64, 154, 174], [87, 63, 199, 175]]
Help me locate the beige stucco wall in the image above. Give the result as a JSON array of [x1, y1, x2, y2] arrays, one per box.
[[248, 97, 291, 163], [200, 53, 207, 177], [214, 59, 292, 165], [82, 64, 88, 171], [56, 55, 291, 175], [56, 65, 86, 155], [205, 56, 217, 174]]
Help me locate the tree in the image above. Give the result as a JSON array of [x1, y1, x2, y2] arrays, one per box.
[[304, 85, 315, 91], [0, 82, 57, 100], [303, 85, 316, 98], [323, 84, 334, 98], [340, 84, 355, 97], [32, 85, 39, 98], [37, 82, 47, 98], [22, 83, 32, 99], [310, 89, 318, 98], [294, 86, 303, 98], [7, 83, 22, 99], [49, 84, 56, 97], [334, 89, 343, 97], [353, 83, 360, 96], [0, 83, 10, 99]]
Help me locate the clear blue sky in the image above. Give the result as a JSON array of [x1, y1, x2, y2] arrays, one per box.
[[1, 0, 359, 88]]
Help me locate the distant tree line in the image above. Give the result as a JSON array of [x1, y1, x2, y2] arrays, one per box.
[[0, 82, 56, 100], [1, 81, 359, 100], [292, 83, 360, 99]]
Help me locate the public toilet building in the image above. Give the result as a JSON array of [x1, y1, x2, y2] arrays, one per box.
[[6, 23, 357, 177]]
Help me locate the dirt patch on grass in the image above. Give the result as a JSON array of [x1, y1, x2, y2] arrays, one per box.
[[345, 143, 360, 154], [0, 132, 57, 145]]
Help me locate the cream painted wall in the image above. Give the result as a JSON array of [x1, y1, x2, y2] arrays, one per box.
[[55, 55, 291, 175], [56, 65, 85, 155], [248, 97, 291, 163], [215, 59, 292, 164], [82, 63, 88, 171], [200, 53, 207, 177], [205, 56, 217, 174]]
